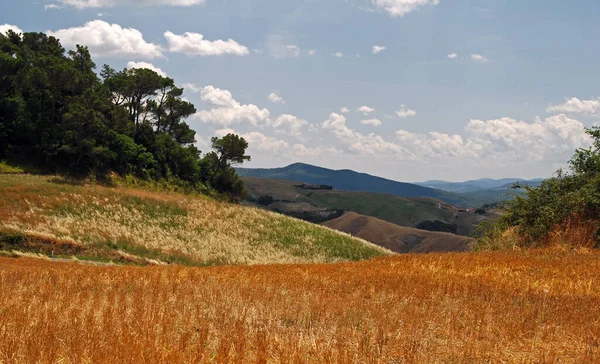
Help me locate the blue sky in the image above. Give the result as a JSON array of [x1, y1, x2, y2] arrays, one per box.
[[1, 0, 599, 181]]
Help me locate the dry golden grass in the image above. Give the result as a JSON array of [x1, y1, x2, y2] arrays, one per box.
[[0, 175, 389, 265], [1, 249, 600, 363]]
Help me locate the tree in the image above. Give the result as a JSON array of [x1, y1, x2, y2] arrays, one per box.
[[210, 133, 251, 169]]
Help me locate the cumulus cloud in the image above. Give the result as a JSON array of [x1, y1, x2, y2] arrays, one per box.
[[322, 113, 405, 155], [333, 52, 343, 58], [0, 24, 23, 35], [267, 92, 285, 104], [126, 61, 166, 76], [308, 49, 317, 56], [470, 54, 489, 63], [396, 105, 417, 118], [270, 114, 308, 136], [372, 45, 386, 54], [395, 114, 592, 163], [371, 0, 440, 17], [357, 106, 375, 115], [45, 4, 61, 10], [48, 20, 163, 59], [56, 0, 205, 9], [546, 97, 600, 115], [164, 31, 248, 57], [193, 86, 270, 127], [447, 53, 458, 59], [242, 132, 289, 153], [182, 83, 201, 93], [340, 107, 350, 114], [361, 118, 382, 126]]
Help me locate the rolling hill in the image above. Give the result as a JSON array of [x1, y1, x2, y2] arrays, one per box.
[[0, 174, 391, 265], [416, 178, 544, 193], [237, 163, 502, 207], [323, 212, 476, 253]]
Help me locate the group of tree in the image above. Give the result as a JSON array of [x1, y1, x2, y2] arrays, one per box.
[[480, 127, 600, 249], [0, 30, 250, 199]]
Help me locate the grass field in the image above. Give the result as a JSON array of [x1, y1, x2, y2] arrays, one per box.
[[2, 249, 599, 362], [0, 174, 389, 265]]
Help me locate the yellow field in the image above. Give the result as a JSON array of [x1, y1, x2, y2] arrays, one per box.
[[2, 249, 599, 363]]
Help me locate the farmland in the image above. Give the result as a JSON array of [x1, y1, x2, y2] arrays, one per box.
[[1, 249, 599, 362]]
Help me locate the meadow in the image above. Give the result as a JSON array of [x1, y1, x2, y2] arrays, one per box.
[[0, 174, 388, 266], [1, 249, 599, 363]]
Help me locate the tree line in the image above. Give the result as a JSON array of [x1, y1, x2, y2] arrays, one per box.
[[0, 30, 250, 199]]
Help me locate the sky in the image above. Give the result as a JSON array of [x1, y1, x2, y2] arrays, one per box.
[[1, 0, 600, 182]]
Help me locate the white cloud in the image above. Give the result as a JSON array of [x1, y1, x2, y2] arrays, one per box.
[[308, 49, 317, 56], [47, 20, 163, 59], [447, 53, 458, 59], [361, 118, 382, 126], [470, 54, 489, 63], [396, 105, 417, 118], [372, 45, 386, 54], [371, 0, 440, 18], [267, 35, 300, 59], [253, 49, 263, 54], [546, 97, 600, 115], [333, 52, 343, 58], [0, 24, 23, 35], [182, 83, 201, 93], [56, 0, 205, 9], [291, 144, 343, 158], [194, 86, 270, 127], [242, 132, 289, 153], [270, 114, 308, 136], [322, 113, 405, 155], [45, 4, 61, 10], [395, 114, 592, 163], [126, 61, 166, 76], [340, 107, 350, 114], [357, 106, 375, 115], [164, 31, 249, 56], [267, 92, 285, 104]]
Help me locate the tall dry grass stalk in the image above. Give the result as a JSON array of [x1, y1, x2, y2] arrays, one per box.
[[1, 250, 600, 363]]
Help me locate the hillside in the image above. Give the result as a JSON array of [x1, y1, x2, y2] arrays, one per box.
[[0, 174, 391, 265], [323, 212, 475, 253], [243, 177, 496, 236], [417, 178, 544, 193], [237, 163, 498, 207]]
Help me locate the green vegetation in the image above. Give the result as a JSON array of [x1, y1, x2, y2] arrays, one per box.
[[0, 30, 249, 199], [0, 174, 391, 265], [478, 127, 600, 250]]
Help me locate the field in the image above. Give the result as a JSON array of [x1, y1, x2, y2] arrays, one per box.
[[0, 174, 389, 265], [324, 212, 475, 253], [2, 249, 600, 362]]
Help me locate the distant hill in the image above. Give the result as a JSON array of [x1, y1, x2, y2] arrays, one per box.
[[416, 178, 544, 193], [323, 212, 476, 253], [237, 163, 501, 207]]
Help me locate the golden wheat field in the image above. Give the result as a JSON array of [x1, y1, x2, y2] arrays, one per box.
[[2, 249, 600, 363]]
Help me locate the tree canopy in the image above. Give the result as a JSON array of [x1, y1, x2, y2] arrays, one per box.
[[0, 30, 249, 199]]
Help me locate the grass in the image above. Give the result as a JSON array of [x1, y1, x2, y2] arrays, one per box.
[[1, 249, 599, 362], [0, 161, 24, 174], [0, 174, 390, 266]]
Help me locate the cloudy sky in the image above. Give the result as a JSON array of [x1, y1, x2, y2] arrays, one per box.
[[1, 0, 599, 182]]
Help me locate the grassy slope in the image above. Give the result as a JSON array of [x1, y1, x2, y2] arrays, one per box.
[[243, 177, 455, 227], [0, 174, 391, 265], [324, 212, 475, 253], [2, 249, 600, 362]]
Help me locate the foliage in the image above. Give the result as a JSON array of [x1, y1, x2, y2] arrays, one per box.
[[479, 127, 600, 249], [0, 30, 249, 198]]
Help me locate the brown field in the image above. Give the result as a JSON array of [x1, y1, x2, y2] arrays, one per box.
[[324, 212, 475, 253], [2, 249, 600, 363]]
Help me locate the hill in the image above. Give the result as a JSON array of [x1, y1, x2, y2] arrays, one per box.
[[416, 178, 544, 193], [0, 174, 390, 265], [323, 212, 475, 253], [243, 177, 497, 236], [237, 163, 499, 207]]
